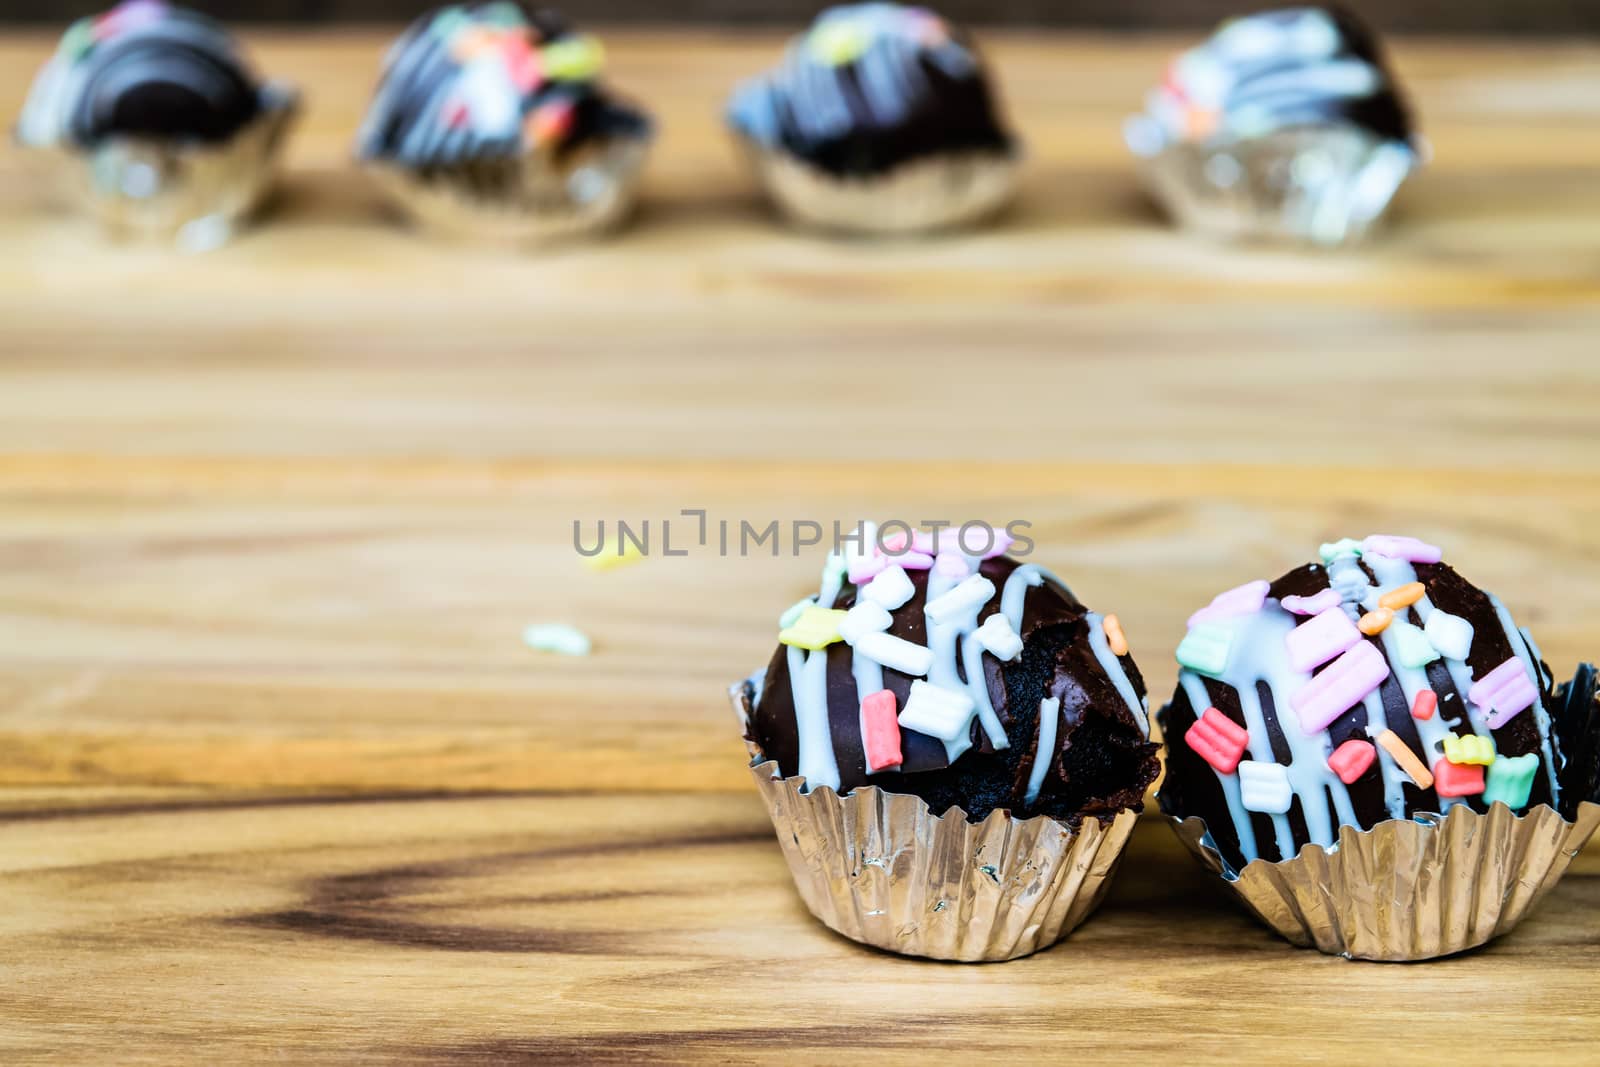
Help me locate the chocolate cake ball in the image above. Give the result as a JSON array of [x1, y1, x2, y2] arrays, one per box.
[[728, 3, 1013, 179], [17, 0, 265, 148], [1159, 535, 1588, 871], [356, 3, 649, 172], [726, 3, 1017, 233], [744, 527, 1160, 825]]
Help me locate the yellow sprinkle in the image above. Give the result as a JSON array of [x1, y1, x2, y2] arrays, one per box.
[[581, 535, 644, 572], [808, 21, 871, 66], [1358, 608, 1393, 636], [1379, 582, 1425, 612], [1103, 614, 1129, 657], [542, 34, 604, 80], [1374, 729, 1434, 790], [1442, 733, 1496, 767], [779, 607, 848, 651]]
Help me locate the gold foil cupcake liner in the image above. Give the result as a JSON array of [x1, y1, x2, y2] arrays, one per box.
[[19, 83, 297, 251], [1126, 122, 1416, 246], [731, 680, 1137, 962], [737, 141, 1016, 236], [364, 130, 650, 245], [1166, 800, 1600, 960]]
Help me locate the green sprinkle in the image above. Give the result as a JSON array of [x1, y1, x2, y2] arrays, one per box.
[[1391, 622, 1440, 669], [1483, 753, 1539, 810], [62, 19, 95, 58], [1319, 538, 1364, 564], [822, 552, 847, 586], [1176, 623, 1232, 678]]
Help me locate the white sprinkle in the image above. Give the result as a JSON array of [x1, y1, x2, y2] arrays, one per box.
[[974, 614, 1022, 662], [897, 681, 977, 743], [1424, 610, 1475, 661], [839, 602, 892, 645], [522, 623, 592, 657], [861, 564, 914, 610], [854, 631, 934, 677], [924, 574, 996, 625]]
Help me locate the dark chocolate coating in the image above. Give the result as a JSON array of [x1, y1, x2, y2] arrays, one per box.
[[357, 4, 648, 169], [69, 6, 262, 145], [750, 556, 1159, 826], [727, 7, 1014, 178], [1158, 561, 1565, 870]]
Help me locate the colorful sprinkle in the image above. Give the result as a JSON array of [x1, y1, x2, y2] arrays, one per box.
[[1442, 733, 1495, 766], [521, 622, 591, 656], [1362, 534, 1443, 564], [779, 606, 848, 651], [860, 564, 914, 610], [974, 613, 1022, 662], [1188, 579, 1270, 627], [1238, 759, 1294, 815], [1378, 581, 1426, 612], [1433, 758, 1485, 798], [1411, 689, 1438, 721], [1469, 658, 1540, 729], [526, 99, 574, 146], [1319, 538, 1364, 563], [1176, 623, 1233, 678], [854, 630, 934, 677], [1281, 589, 1341, 616], [1423, 610, 1474, 661], [897, 680, 976, 744], [1290, 641, 1390, 733], [808, 18, 872, 66], [933, 551, 972, 579], [1357, 608, 1393, 635], [542, 34, 604, 81], [1391, 621, 1441, 669], [860, 689, 902, 772], [1103, 614, 1129, 657], [1373, 729, 1433, 790], [1185, 706, 1249, 775], [1285, 606, 1362, 672], [838, 602, 892, 645], [847, 553, 887, 585], [1483, 753, 1539, 809], [924, 574, 995, 625], [1328, 739, 1376, 784], [582, 533, 644, 571]]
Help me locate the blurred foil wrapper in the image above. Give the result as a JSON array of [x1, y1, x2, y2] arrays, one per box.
[[1124, 118, 1417, 246], [17, 84, 297, 252], [730, 680, 1137, 962], [738, 143, 1016, 236], [1166, 801, 1600, 961], [364, 130, 650, 245]]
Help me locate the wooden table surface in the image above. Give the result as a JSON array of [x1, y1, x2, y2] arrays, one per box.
[[3, 29, 1600, 1064]]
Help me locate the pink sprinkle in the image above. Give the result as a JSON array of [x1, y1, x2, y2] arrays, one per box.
[[848, 554, 887, 585], [1281, 589, 1341, 616], [1328, 739, 1376, 785], [1469, 658, 1539, 729], [1362, 535, 1443, 565], [896, 551, 935, 571], [1285, 607, 1363, 673], [934, 552, 972, 579], [1188, 579, 1270, 628], [860, 690, 902, 772], [1290, 641, 1391, 734], [880, 530, 910, 554]]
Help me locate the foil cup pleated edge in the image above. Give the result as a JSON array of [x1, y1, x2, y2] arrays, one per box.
[[730, 680, 1138, 962], [1128, 122, 1416, 246], [18, 84, 298, 249], [362, 129, 651, 244], [736, 138, 1017, 236], [1164, 800, 1600, 961]]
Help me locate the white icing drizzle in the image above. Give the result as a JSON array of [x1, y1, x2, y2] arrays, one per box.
[[921, 566, 978, 763], [1488, 593, 1560, 806], [1000, 564, 1044, 630], [1179, 672, 1260, 863], [788, 644, 840, 792], [1086, 610, 1149, 735], [1025, 697, 1061, 806]]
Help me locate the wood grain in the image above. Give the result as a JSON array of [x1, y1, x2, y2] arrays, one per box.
[[0, 31, 1598, 1063]]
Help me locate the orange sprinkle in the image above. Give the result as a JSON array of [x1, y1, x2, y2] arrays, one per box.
[[1103, 614, 1129, 657], [1374, 729, 1434, 790], [1358, 608, 1394, 635], [1379, 582, 1426, 612]]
